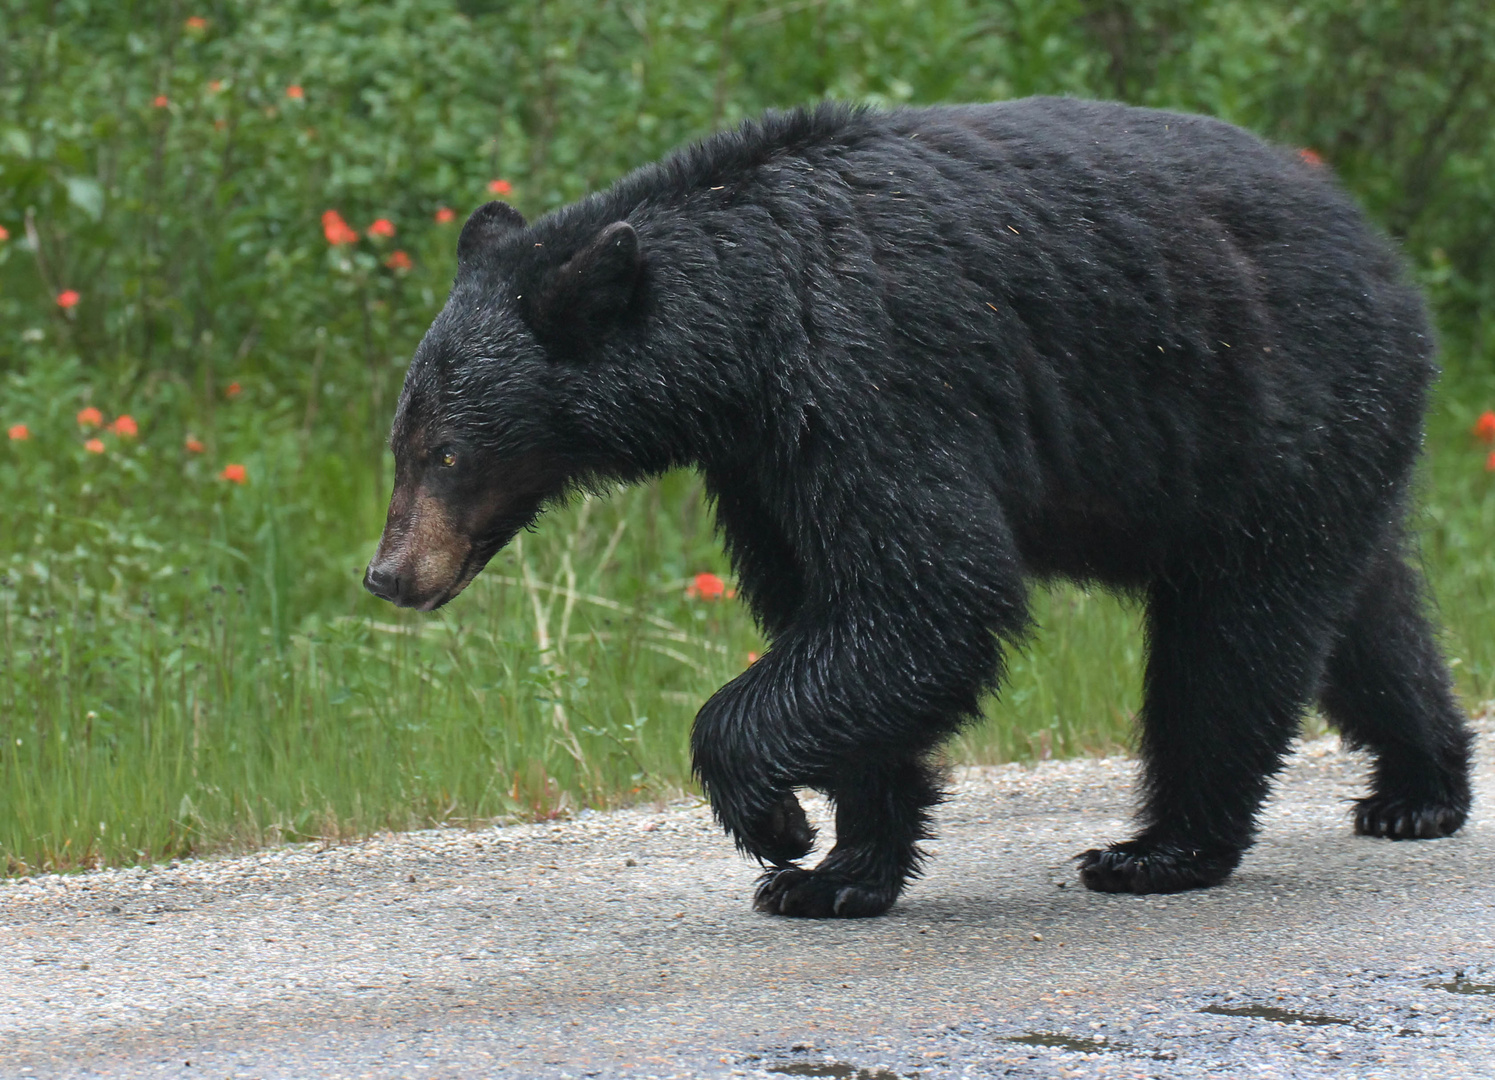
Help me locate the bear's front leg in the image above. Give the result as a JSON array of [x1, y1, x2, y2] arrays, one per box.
[[691, 597, 1004, 917], [694, 669, 940, 917], [690, 661, 821, 871], [752, 758, 944, 917]]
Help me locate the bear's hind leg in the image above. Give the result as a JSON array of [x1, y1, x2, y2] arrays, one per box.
[[1079, 568, 1337, 894], [755, 757, 942, 918], [1320, 546, 1472, 839]]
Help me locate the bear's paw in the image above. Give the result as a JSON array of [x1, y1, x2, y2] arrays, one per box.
[[1353, 795, 1467, 840], [753, 867, 897, 918], [1076, 841, 1238, 894]]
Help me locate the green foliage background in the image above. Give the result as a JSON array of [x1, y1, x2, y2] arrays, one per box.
[[1, 0, 1492, 872]]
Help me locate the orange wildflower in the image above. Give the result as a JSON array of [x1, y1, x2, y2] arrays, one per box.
[[434, 206, 455, 224], [185, 16, 208, 31], [747, 651, 759, 665], [686, 572, 726, 600], [1298, 148, 1324, 167], [7, 424, 28, 441], [1473, 410, 1495, 444], [285, 85, 305, 100], [185, 436, 205, 453], [108, 414, 138, 437], [56, 290, 80, 308], [208, 79, 223, 92], [321, 210, 358, 246], [368, 218, 396, 238], [84, 438, 105, 454], [219, 463, 248, 484], [76, 406, 103, 428], [153, 95, 170, 108], [487, 178, 513, 196], [0, 225, 9, 241], [384, 250, 412, 271], [225, 382, 242, 398]]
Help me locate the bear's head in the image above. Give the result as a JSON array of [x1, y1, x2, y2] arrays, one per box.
[[364, 200, 644, 610]]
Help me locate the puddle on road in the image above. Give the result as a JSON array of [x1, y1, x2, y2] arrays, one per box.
[[1434, 979, 1495, 996], [1003, 1031, 1174, 1062], [1200, 1004, 1352, 1027], [1004, 1032, 1111, 1053], [767, 1063, 906, 1079]]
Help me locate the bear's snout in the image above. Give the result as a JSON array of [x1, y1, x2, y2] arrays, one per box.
[[361, 546, 467, 610], [362, 562, 402, 604], [363, 488, 476, 610]]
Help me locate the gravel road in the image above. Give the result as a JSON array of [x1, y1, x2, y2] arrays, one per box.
[[4, 715, 1493, 1080]]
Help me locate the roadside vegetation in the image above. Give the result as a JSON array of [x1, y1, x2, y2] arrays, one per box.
[[3, 0, 1493, 874]]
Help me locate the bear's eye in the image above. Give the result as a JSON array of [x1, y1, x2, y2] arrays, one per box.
[[439, 450, 457, 468]]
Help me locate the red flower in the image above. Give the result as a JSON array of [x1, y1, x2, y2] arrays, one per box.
[[56, 289, 80, 309], [225, 382, 242, 398], [185, 16, 208, 31], [7, 424, 28, 441], [153, 95, 170, 108], [108, 414, 138, 437], [208, 79, 223, 93], [84, 438, 105, 454], [686, 572, 726, 600], [0, 225, 9, 242], [219, 463, 248, 484], [285, 85, 305, 100], [487, 178, 513, 196], [76, 406, 103, 428], [747, 651, 759, 665], [434, 206, 455, 224], [1472, 410, 1495, 444], [321, 210, 358, 246], [1298, 148, 1324, 167], [385, 249, 412, 271], [368, 218, 396, 238], [185, 436, 205, 453]]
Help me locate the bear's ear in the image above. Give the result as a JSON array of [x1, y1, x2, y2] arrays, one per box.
[[529, 221, 642, 351], [457, 201, 527, 268]]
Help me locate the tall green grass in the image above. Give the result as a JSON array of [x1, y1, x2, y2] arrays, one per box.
[[4, 360, 1491, 875], [3, 0, 1493, 875]]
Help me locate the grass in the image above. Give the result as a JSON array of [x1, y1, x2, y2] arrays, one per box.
[[5, 0, 1493, 879], [1, 354, 1492, 877]]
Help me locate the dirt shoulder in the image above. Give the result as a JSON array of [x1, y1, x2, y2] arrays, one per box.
[[3, 718, 1493, 1079]]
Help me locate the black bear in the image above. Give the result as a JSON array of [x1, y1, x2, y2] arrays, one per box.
[[365, 97, 1473, 918]]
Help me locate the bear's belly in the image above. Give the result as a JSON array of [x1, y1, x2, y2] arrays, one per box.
[[1011, 497, 1161, 586]]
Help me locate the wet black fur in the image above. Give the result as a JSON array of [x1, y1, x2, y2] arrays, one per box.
[[391, 97, 1473, 917]]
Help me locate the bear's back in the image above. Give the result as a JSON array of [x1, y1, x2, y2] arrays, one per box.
[[536, 99, 1435, 572]]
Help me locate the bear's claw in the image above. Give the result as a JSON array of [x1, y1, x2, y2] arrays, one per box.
[[753, 867, 896, 918], [1076, 841, 1238, 894], [1353, 795, 1466, 840]]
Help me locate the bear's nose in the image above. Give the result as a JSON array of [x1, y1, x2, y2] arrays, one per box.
[[363, 563, 401, 603]]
